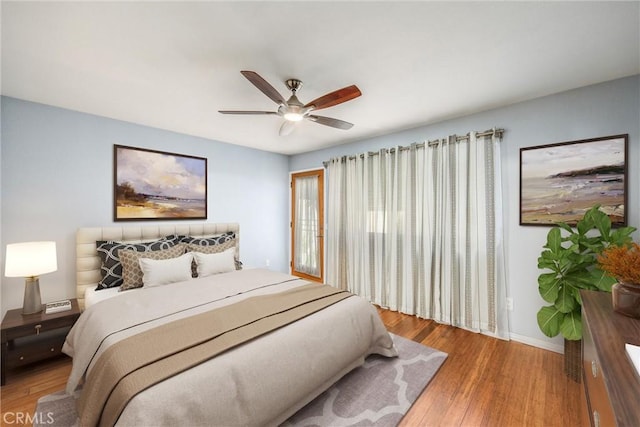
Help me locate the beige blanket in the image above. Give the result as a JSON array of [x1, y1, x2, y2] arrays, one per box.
[[64, 269, 397, 426]]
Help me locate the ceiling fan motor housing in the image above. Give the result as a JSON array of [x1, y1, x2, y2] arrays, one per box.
[[285, 79, 303, 93]]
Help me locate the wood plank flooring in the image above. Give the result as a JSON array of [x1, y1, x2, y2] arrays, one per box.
[[1, 357, 72, 427], [0, 308, 581, 426], [378, 308, 582, 426]]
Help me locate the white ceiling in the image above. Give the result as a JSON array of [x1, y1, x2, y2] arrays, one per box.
[[2, 1, 639, 155]]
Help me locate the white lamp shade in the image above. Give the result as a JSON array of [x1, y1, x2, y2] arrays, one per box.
[[5, 241, 58, 277]]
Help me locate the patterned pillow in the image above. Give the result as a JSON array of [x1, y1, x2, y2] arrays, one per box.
[[96, 235, 181, 290], [181, 231, 236, 246], [119, 244, 187, 291], [185, 239, 236, 254]]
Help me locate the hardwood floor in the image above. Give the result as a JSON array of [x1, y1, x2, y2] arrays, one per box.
[[378, 308, 583, 426], [0, 308, 581, 426], [0, 357, 72, 427]]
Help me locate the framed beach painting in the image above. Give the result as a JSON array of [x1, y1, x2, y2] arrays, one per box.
[[520, 134, 628, 226], [114, 145, 207, 221]]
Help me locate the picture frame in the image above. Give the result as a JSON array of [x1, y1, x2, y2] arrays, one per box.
[[520, 134, 628, 227], [114, 145, 207, 221]]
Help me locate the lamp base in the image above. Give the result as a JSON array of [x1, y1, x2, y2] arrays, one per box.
[[22, 276, 43, 315]]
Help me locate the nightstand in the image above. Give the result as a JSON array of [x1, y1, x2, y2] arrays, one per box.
[[1, 298, 80, 385]]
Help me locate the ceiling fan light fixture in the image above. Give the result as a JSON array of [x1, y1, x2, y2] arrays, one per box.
[[284, 111, 304, 122]]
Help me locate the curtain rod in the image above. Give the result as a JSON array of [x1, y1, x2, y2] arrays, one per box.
[[322, 127, 504, 167]]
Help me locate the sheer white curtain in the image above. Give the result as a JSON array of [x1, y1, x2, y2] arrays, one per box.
[[326, 131, 509, 339], [294, 175, 320, 277]]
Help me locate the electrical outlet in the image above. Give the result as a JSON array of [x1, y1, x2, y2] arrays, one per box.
[[506, 297, 513, 311]]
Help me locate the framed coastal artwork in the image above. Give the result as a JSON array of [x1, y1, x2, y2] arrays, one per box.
[[114, 145, 207, 221], [520, 134, 628, 226]]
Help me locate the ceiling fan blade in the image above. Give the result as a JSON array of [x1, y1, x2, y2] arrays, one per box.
[[218, 110, 278, 115], [240, 71, 286, 105], [307, 115, 354, 130], [304, 85, 361, 111], [279, 120, 296, 136]]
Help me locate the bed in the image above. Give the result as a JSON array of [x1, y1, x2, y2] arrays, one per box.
[[65, 223, 397, 426]]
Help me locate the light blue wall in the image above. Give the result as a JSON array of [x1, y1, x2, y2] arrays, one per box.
[[290, 75, 640, 350], [2, 76, 638, 348], [1, 97, 290, 316]]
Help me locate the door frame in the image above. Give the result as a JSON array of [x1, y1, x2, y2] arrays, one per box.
[[290, 168, 324, 283]]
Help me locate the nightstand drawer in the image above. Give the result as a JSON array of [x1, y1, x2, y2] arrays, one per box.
[[5, 328, 69, 368], [3, 315, 77, 341]]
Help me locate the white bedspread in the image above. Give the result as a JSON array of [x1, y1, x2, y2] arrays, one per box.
[[83, 285, 122, 309], [63, 269, 397, 426]]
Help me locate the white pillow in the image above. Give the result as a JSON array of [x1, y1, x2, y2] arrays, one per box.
[[193, 248, 236, 278], [139, 252, 194, 287]]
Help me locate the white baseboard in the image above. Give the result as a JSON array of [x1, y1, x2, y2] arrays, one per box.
[[509, 332, 565, 354]]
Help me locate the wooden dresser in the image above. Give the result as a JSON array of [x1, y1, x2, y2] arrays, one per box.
[[581, 290, 640, 426]]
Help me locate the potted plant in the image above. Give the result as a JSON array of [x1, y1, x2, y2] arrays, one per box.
[[536, 205, 636, 381], [597, 242, 640, 318]]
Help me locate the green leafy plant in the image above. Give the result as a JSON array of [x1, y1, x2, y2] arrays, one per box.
[[537, 205, 636, 340]]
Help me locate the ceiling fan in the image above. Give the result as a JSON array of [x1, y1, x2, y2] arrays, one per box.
[[219, 71, 362, 136]]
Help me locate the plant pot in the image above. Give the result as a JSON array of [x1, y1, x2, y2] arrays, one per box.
[[612, 282, 640, 318], [564, 338, 581, 383]]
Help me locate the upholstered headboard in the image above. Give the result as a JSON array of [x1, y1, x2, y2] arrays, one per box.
[[76, 223, 240, 310]]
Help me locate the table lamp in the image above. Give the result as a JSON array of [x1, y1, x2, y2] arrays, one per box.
[[5, 241, 58, 315]]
